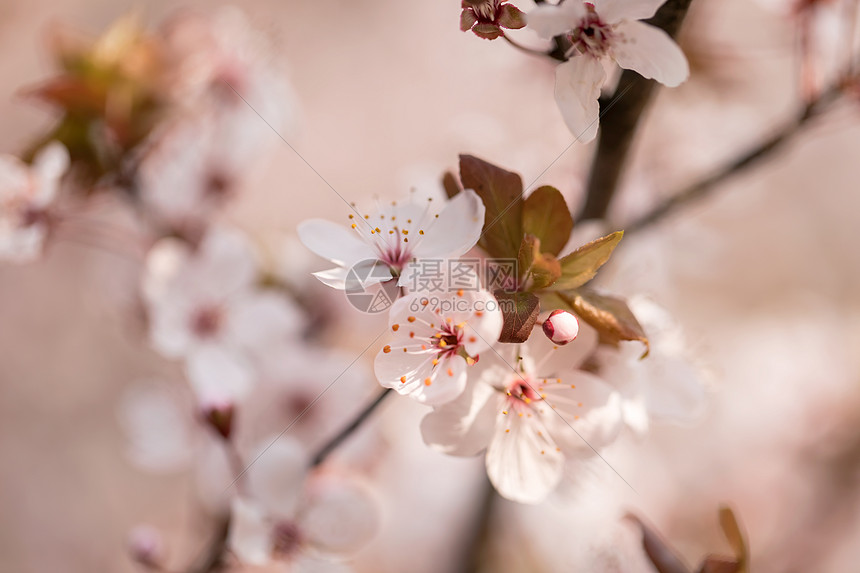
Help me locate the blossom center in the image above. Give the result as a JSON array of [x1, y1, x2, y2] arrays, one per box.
[[271, 521, 303, 558], [506, 378, 542, 406], [466, 0, 503, 23], [569, 4, 613, 57], [190, 305, 223, 338]]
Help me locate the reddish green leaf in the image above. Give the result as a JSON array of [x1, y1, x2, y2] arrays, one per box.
[[521, 186, 573, 257], [518, 235, 561, 291], [626, 514, 691, 573], [555, 288, 649, 355], [495, 291, 540, 343], [442, 171, 462, 199], [697, 559, 741, 573], [718, 507, 747, 573], [499, 4, 526, 29], [459, 155, 524, 260], [472, 23, 503, 39], [460, 9, 478, 32], [552, 231, 623, 290]]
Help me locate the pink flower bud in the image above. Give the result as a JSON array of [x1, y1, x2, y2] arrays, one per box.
[[542, 310, 579, 345], [128, 525, 164, 568], [200, 400, 235, 440]]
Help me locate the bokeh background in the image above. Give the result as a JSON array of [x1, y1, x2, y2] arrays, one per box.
[[1, 0, 859, 571]]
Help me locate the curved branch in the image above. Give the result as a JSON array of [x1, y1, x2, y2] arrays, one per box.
[[311, 388, 393, 467], [624, 83, 844, 234], [577, 0, 695, 222]]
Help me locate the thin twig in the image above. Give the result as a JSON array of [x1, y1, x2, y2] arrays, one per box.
[[311, 388, 393, 467], [184, 516, 230, 573], [624, 82, 844, 234], [577, 0, 695, 222], [502, 34, 552, 58], [456, 475, 497, 573]]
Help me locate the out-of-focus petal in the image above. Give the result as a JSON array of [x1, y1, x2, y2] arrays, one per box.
[[228, 497, 273, 566], [31, 142, 69, 204], [186, 345, 254, 402], [300, 474, 379, 556], [118, 382, 195, 472], [246, 437, 308, 520]]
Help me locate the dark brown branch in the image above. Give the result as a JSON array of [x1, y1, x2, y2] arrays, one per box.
[[185, 516, 230, 573], [456, 475, 498, 573], [578, 0, 695, 222], [311, 388, 393, 467], [624, 83, 844, 234]]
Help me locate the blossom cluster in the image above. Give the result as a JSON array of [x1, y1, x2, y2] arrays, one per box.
[[0, 1, 722, 570]]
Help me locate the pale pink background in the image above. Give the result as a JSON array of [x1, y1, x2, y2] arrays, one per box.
[[1, 0, 859, 571]]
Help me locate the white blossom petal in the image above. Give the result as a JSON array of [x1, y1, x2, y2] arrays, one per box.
[[186, 345, 254, 402], [246, 437, 308, 520], [299, 475, 379, 556], [292, 555, 355, 573], [312, 267, 352, 289], [554, 56, 607, 143], [612, 20, 689, 87], [31, 142, 69, 205], [118, 383, 194, 472], [298, 219, 377, 267], [193, 226, 259, 299], [527, 2, 586, 38], [485, 407, 564, 504], [593, 0, 666, 24], [409, 189, 486, 260], [226, 291, 304, 351], [421, 381, 500, 456], [539, 371, 624, 454], [228, 497, 273, 566]]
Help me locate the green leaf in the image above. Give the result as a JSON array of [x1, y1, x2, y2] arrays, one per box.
[[518, 235, 561, 291], [553, 287, 649, 355], [459, 154, 524, 260], [494, 290, 540, 343], [552, 231, 623, 290], [521, 186, 573, 256]]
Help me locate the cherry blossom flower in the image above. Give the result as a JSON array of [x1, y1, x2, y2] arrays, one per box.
[[137, 116, 246, 238], [228, 438, 378, 569], [118, 379, 238, 511], [374, 288, 503, 406], [162, 6, 298, 137], [421, 331, 623, 503], [595, 296, 707, 435], [528, 0, 689, 142], [460, 0, 527, 40], [0, 142, 69, 263], [298, 190, 485, 290], [142, 226, 303, 402]]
